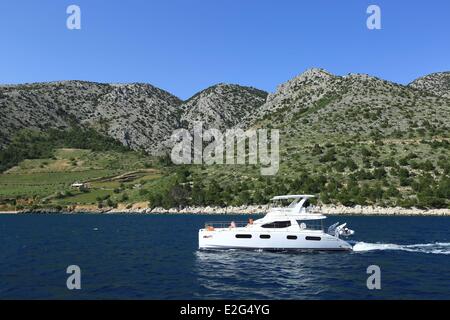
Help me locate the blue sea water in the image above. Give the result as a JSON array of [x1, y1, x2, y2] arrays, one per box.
[[0, 214, 449, 300]]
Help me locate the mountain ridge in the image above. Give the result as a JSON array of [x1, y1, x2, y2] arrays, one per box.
[[1, 68, 449, 154], [245, 68, 450, 142]]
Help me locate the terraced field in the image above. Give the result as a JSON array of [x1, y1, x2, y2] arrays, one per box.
[[0, 148, 164, 211]]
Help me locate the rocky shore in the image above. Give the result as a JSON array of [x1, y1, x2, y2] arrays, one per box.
[[4, 204, 450, 216], [109, 204, 450, 216]]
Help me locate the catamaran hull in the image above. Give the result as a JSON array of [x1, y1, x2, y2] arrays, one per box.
[[199, 229, 353, 251]]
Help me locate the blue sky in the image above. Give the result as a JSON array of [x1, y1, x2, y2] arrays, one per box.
[[0, 0, 449, 99]]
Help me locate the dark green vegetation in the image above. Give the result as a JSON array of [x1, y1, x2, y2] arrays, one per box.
[[148, 138, 450, 210], [0, 127, 128, 172]]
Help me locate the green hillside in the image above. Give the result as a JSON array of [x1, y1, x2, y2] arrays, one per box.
[[0, 129, 169, 211]]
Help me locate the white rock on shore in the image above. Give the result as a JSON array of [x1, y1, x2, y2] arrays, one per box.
[[105, 204, 450, 216], [321, 205, 450, 216], [5, 204, 449, 216]]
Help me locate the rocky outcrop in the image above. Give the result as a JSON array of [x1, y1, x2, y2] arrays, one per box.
[[409, 72, 450, 99], [180, 83, 267, 130], [250, 68, 339, 119]]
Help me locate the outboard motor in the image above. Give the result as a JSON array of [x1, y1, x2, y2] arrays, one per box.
[[328, 222, 355, 238]]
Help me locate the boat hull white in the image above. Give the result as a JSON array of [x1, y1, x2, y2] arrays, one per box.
[[199, 228, 353, 251]]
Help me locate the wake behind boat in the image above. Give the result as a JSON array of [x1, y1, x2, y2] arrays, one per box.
[[198, 195, 355, 251]]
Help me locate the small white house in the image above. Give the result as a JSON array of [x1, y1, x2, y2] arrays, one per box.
[[71, 182, 89, 189]]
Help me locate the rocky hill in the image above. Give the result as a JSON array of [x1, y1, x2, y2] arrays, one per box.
[[189, 68, 449, 210], [246, 68, 450, 140], [408, 72, 450, 99], [179, 83, 267, 130], [0, 81, 182, 154], [1, 69, 449, 155], [0, 81, 269, 155]]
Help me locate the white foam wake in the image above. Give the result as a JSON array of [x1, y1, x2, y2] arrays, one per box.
[[352, 242, 450, 255]]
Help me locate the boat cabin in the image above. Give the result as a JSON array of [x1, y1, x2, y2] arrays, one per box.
[[253, 195, 326, 231]]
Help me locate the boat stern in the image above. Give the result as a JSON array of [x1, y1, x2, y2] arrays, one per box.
[[198, 228, 215, 249]]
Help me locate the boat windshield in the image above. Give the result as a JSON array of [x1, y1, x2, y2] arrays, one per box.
[[261, 221, 292, 228], [271, 198, 300, 208], [303, 199, 311, 208]]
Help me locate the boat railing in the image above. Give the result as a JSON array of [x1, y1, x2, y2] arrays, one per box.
[[269, 206, 323, 215], [204, 221, 250, 229], [306, 208, 323, 214]]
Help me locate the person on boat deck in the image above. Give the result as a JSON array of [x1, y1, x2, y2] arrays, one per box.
[[230, 221, 236, 228]]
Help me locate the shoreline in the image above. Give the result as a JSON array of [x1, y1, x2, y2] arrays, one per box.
[[1, 204, 450, 216]]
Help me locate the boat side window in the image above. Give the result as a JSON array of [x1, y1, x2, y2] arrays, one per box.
[[261, 221, 291, 228], [235, 234, 252, 239], [296, 220, 323, 230]]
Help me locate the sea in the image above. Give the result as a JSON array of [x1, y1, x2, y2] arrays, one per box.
[[0, 214, 448, 299]]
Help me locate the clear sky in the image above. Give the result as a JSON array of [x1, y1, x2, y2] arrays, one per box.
[[0, 0, 449, 99]]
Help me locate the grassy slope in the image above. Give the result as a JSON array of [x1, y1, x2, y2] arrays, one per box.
[[0, 148, 169, 211]]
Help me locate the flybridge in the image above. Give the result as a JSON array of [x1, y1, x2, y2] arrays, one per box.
[[267, 194, 324, 218], [271, 195, 315, 200]]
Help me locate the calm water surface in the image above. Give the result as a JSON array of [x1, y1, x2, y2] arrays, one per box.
[[0, 214, 449, 299]]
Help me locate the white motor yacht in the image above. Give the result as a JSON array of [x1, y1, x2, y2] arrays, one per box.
[[198, 195, 354, 251]]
